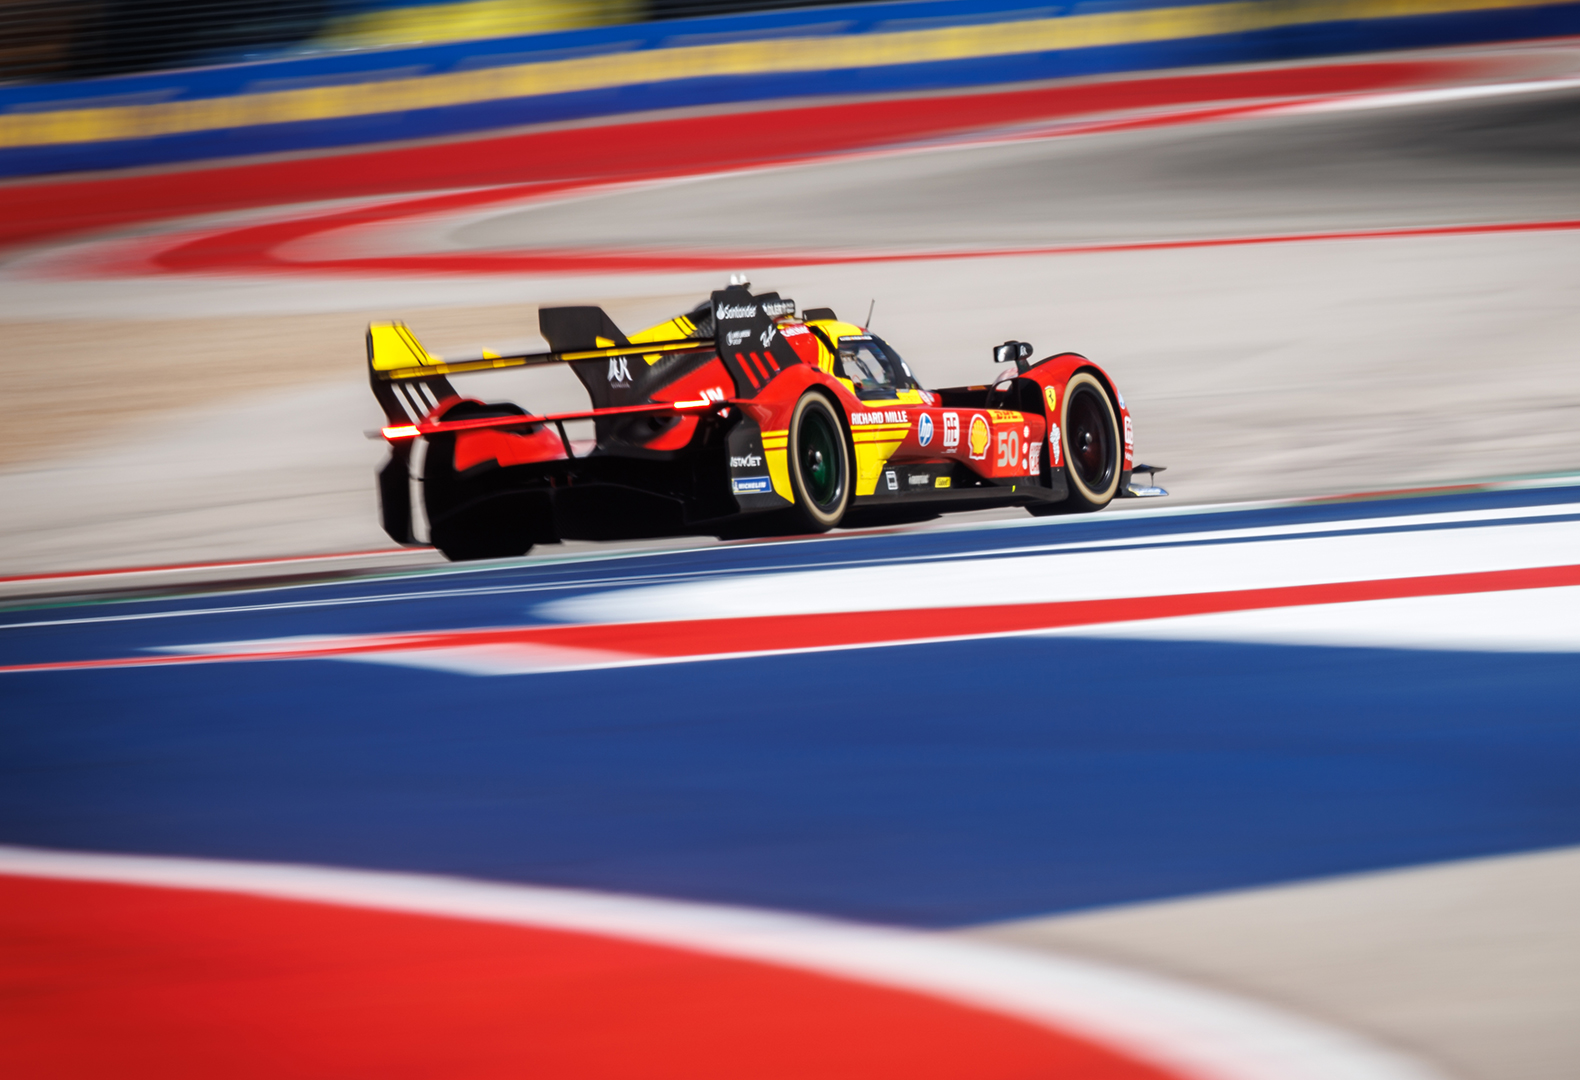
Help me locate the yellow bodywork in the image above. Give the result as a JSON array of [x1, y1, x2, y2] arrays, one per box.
[[804, 318, 924, 496], [761, 429, 792, 502], [369, 322, 447, 372]]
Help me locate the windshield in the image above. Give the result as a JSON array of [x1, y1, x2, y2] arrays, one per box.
[[836, 336, 917, 400]]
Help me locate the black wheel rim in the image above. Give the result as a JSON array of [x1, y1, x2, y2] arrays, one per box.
[[1067, 386, 1115, 491], [799, 407, 843, 509]]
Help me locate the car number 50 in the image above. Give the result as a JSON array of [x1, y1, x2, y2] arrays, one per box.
[[996, 430, 1020, 470]]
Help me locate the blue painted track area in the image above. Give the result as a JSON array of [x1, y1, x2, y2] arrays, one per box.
[[5, 483, 1580, 928]]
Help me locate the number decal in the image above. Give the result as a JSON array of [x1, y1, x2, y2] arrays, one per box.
[[996, 430, 1020, 469]]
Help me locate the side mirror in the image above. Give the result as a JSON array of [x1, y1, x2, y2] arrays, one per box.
[[993, 340, 1035, 373]]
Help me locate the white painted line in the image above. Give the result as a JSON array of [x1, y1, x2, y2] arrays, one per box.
[[542, 518, 1580, 624], [0, 845, 1445, 1080], [1040, 584, 1580, 653]]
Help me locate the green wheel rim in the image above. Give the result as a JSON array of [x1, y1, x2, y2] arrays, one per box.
[[800, 407, 842, 509]]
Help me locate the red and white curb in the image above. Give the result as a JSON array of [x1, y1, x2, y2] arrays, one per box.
[[0, 844, 1444, 1080]]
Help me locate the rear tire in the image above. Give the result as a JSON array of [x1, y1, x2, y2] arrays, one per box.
[[786, 392, 851, 532], [429, 496, 535, 561], [1030, 371, 1121, 515]]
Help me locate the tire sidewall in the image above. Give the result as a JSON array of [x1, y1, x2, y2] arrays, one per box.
[[787, 392, 851, 531], [1060, 372, 1122, 509]]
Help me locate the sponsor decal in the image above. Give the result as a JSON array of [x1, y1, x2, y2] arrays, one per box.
[[934, 476, 952, 489], [942, 412, 960, 449], [1044, 385, 1058, 412], [1021, 426, 1031, 472], [996, 429, 1021, 470], [607, 356, 632, 386], [908, 473, 929, 486], [701, 387, 727, 402], [1029, 441, 1041, 474], [1124, 415, 1134, 447], [917, 413, 934, 447], [716, 303, 757, 320], [1117, 389, 1126, 409], [919, 390, 936, 405], [725, 329, 750, 346], [731, 476, 772, 494], [730, 454, 763, 468], [851, 410, 909, 426], [968, 414, 991, 460], [885, 470, 898, 491], [781, 323, 809, 337], [759, 325, 777, 349], [1050, 423, 1062, 467], [988, 409, 1024, 424], [762, 299, 796, 317]]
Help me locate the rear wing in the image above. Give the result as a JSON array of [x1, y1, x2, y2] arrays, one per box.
[[367, 320, 718, 432]]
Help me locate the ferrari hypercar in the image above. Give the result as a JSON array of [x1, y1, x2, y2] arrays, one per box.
[[369, 282, 1165, 560]]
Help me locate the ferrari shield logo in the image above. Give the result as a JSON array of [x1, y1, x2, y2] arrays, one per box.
[[968, 414, 991, 460]]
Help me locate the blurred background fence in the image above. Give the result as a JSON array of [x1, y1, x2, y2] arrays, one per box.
[[0, 0, 834, 81], [2, 0, 1578, 178]]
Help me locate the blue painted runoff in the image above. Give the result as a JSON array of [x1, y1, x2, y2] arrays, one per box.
[[2, 484, 1579, 927]]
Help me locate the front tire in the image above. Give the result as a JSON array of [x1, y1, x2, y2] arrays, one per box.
[[1030, 371, 1121, 516], [786, 392, 851, 532], [1059, 371, 1122, 511]]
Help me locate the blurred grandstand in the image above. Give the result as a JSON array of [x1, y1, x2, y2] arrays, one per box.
[[0, 0, 839, 81]]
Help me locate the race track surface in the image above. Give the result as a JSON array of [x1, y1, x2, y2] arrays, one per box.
[[3, 40, 1579, 1080]]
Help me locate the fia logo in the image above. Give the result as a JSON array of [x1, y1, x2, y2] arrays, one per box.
[[607, 356, 632, 386], [942, 411, 960, 449], [917, 413, 934, 447]]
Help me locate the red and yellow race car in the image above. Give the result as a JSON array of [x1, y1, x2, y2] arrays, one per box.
[[370, 282, 1164, 560]]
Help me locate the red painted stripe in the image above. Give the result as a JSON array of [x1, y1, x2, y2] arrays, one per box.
[[0, 55, 1478, 254], [0, 874, 1173, 1080], [200, 217, 1580, 276], [0, 548, 420, 586], [10, 563, 1579, 674]]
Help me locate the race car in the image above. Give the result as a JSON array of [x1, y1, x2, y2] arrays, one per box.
[[369, 282, 1165, 560]]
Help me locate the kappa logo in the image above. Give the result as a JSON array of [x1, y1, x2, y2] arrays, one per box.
[[917, 413, 934, 447], [725, 329, 751, 346], [968, 414, 991, 460], [942, 411, 960, 449], [716, 303, 757, 320], [607, 356, 632, 385]]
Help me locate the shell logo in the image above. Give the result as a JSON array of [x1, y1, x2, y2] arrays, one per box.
[[968, 414, 991, 460]]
